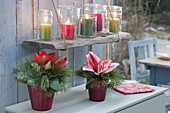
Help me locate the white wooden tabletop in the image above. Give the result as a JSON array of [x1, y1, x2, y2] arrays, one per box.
[[139, 57, 170, 68], [5, 84, 167, 113]]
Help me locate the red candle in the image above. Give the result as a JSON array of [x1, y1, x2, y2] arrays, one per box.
[[61, 21, 74, 40], [92, 13, 103, 32]]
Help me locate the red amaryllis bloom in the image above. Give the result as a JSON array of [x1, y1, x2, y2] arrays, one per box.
[[57, 56, 68, 70], [83, 52, 119, 75], [34, 51, 60, 70]]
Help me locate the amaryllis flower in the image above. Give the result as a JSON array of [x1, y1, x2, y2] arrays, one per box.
[[83, 52, 119, 75], [34, 51, 60, 69], [57, 56, 68, 70]]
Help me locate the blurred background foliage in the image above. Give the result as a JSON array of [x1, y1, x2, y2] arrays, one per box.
[[111, 0, 170, 79], [113, 0, 170, 39]]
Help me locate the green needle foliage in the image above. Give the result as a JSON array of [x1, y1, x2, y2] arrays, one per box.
[[13, 59, 71, 97], [76, 68, 123, 90]]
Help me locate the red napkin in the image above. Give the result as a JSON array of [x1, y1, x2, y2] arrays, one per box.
[[113, 83, 155, 94]]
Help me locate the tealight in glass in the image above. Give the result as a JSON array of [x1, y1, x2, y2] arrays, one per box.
[[109, 6, 122, 33], [85, 4, 106, 33], [79, 14, 96, 38], [38, 9, 53, 41], [57, 6, 80, 40]]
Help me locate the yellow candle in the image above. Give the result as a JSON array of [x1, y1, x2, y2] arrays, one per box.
[[110, 17, 120, 33], [40, 23, 52, 41]]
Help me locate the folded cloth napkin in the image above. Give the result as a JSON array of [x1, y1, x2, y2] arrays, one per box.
[[113, 81, 155, 94]]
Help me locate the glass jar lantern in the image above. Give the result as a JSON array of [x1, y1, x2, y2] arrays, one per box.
[[109, 6, 122, 33], [79, 14, 96, 38], [38, 9, 53, 41], [57, 6, 80, 40], [85, 4, 106, 33]]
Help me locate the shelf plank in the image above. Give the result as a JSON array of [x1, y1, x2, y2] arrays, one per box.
[[22, 32, 131, 50]]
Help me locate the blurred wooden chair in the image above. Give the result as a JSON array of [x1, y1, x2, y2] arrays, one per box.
[[128, 38, 158, 81], [128, 38, 170, 113]]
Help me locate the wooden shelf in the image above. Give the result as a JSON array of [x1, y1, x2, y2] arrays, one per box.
[[22, 32, 131, 50]]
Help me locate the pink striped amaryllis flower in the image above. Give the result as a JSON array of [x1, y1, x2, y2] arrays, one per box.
[[34, 51, 68, 70], [83, 52, 119, 75]]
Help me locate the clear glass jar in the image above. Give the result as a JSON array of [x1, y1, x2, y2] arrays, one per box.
[[38, 9, 53, 41], [85, 4, 106, 33], [79, 14, 96, 38], [57, 6, 80, 40], [109, 6, 122, 33], [103, 5, 110, 33]]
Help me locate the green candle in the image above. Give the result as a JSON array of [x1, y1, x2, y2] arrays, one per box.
[[80, 16, 94, 37], [39, 23, 52, 41], [110, 18, 120, 33]]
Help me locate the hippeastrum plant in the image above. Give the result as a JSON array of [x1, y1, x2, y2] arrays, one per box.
[[76, 51, 123, 89], [13, 51, 71, 97]]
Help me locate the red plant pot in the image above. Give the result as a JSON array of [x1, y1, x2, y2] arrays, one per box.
[[28, 85, 54, 111], [88, 81, 107, 102]]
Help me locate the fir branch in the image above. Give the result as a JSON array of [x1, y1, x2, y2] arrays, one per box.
[[13, 58, 72, 98]]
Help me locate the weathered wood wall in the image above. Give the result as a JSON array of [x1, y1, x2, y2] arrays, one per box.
[[0, 1, 17, 113], [0, 0, 113, 112]]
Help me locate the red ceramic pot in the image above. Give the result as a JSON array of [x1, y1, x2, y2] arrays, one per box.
[[88, 81, 107, 102], [28, 85, 54, 111]]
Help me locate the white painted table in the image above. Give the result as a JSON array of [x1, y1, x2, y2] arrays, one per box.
[[5, 84, 167, 113], [139, 57, 170, 85]]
